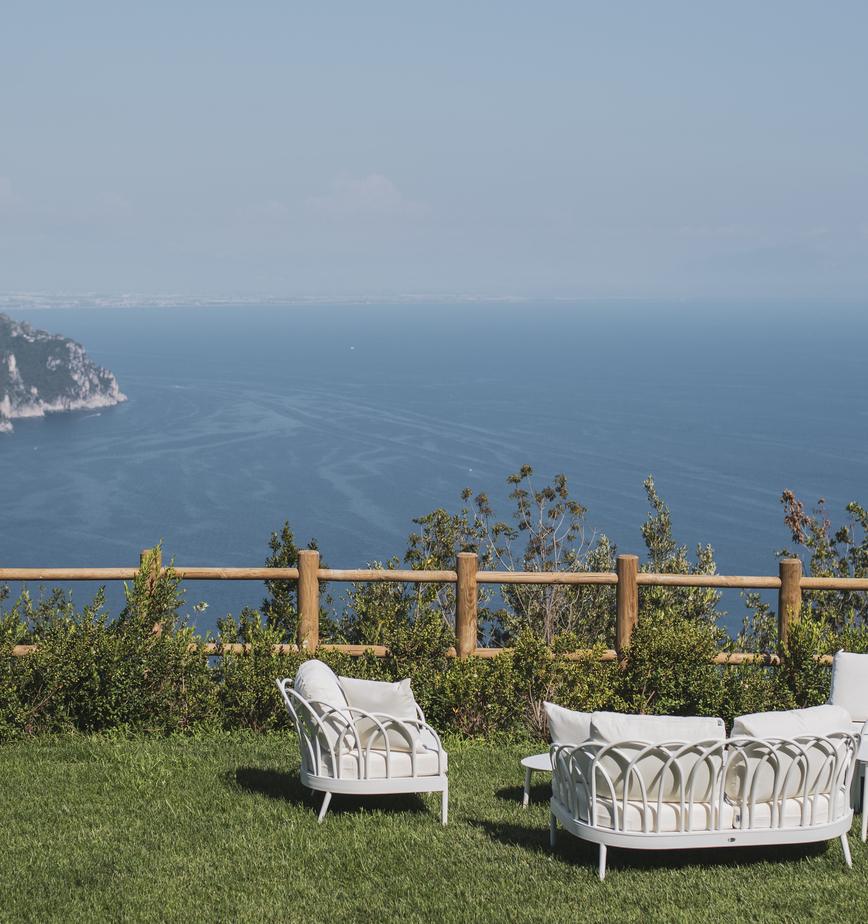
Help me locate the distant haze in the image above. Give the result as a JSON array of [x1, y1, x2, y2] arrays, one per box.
[[0, 2, 865, 299]]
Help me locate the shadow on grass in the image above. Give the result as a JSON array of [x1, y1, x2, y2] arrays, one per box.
[[316, 791, 433, 820], [231, 766, 433, 820], [478, 817, 835, 877], [495, 782, 550, 807], [231, 766, 307, 803]]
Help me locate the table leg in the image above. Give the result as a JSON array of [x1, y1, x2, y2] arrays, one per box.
[[523, 767, 532, 807]]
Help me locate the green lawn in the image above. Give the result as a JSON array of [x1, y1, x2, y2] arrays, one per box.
[[1, 734, 865, 924]]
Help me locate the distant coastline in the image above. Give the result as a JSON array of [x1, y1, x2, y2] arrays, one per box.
[[0, 312, 126, 434]]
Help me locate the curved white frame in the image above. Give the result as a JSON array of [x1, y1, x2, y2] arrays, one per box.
[[276, 678, 448, 824], [550, 732, 858, 880]]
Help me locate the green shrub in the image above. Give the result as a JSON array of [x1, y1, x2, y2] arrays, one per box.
[[509, 630, 625, 737], [618, 609, 727, 718], [0, 551, 218, 740], [720, 658, 795, 729], [426, 653, 522, 738]]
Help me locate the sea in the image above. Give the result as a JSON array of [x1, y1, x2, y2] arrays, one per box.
[[1, 299, 866, 641]]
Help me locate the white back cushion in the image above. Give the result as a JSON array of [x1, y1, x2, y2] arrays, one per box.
[[544, 702, 592, 745], [584, 712, 726, 803], [295, 659, 348, 707], [731, 703, 852, 740], [726, 704, 853, 803], [339, 676, 422, 752], [828, 651, 868, 722], [293, 659, 354, 752], [591, 712, 725, 744]]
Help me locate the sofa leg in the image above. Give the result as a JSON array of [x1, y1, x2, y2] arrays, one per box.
[[841, 833, 853, 868], [598, 844, 607, 881], [550, 812, 556, 847], [862, 770, 868, 843], [317, 791, 332, 824], [442, 787, 449, 826]]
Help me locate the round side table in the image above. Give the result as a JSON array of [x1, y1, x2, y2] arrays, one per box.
[[520, 752, 553, 807]]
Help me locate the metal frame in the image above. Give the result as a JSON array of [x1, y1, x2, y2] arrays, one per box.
[[276, 678, 448, 824], [550, 732, 858, 880]]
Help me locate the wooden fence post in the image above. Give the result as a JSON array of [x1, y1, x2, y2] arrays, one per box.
[[297, 549, 320, 653], [141, 547, 162, 636], [616, 554, 639, 661], [456, 551, 478, 659], [778, 557, 802, 650]]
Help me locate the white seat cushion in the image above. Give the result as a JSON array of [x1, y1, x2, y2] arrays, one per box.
[[732, 788, 849, 828], [320, 745, 447, 780], [583, 713, 726, 802], [544, 702, 592, 745], [339, 676, 422, 752], [576, 787, 734, 832], [829, 651, 868, 723]]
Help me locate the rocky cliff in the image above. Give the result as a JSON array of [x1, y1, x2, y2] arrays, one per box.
[[0, 313, 127, 433]]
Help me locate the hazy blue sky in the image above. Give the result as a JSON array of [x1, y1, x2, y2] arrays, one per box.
[[1, 2, 864, 298]]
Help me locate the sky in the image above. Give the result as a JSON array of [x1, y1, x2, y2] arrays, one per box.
[[0, 1, 865, 299]]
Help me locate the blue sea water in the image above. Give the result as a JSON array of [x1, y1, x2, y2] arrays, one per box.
[[1, 299, 866, 640]]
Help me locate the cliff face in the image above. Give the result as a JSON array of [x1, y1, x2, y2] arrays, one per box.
[[0, 313, 127, 433]]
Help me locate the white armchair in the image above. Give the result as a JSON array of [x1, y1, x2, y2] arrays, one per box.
[[276, 660, 448, 824]]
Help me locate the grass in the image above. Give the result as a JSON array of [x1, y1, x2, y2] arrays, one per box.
[[1, 734, 866, 924]]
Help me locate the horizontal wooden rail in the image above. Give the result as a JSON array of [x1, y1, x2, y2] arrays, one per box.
[[3, 567, 866, 590], [476, 571, 618, 585], [318, 569, 456, 582], [799, 576, 868, 590], [0, 568, 142, 581], [162, 567, 301, 580], [636, 574, 783, 589], [0, 567, 303, 582]]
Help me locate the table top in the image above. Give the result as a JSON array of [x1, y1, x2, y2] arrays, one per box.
[[521, 752, 552, 772]]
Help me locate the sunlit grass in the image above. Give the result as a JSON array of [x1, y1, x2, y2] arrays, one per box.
[[1, 734, 865, 923]]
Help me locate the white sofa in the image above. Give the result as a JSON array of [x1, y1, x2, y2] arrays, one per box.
[[546, 703, 859, 879], [277, 660, 448, 824]]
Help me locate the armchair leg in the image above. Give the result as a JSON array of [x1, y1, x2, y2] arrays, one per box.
[[841, 833, 853, 868], [317, 791, 332, 824], [442, 786, 449, 825], [598, 844, 607, 881], [550, 812, 556, 847]]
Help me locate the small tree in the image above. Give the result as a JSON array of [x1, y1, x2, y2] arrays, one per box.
[[404, 505, 491, 631], [472, 466, 600, 645], [638, 477, 725, 627], [740, 492, 868, 654], [780, 491, 868, 639], [256, 522, 334, 644]]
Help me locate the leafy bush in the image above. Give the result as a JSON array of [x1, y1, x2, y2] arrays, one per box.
[[618, 609, 727, 718], [0, 548, 216, 739]]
